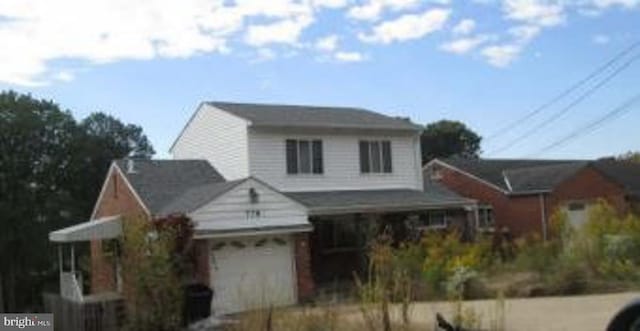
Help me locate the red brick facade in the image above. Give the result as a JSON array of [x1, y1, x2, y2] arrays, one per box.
[[549, 166, 629, 215], [90, 164, 313, 303], [91, 165, 148, 293], [294, 233, 315, 301], [428, 162, 632, 238]]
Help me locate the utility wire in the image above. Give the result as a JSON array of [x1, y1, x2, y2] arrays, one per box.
[[487, 51, 640, 156], [485, 40, 640, 142], [527, 92, 640, 157]]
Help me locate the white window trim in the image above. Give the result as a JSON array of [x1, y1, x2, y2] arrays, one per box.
[[286, 139, 324, 175], [477, 206, 495, 230], [360, 139, 392, 174]]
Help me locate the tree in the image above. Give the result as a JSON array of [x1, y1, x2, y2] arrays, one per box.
[[420, 120, 482, 164], [618, 151, 640, 163], [0, 90, 154, 312]]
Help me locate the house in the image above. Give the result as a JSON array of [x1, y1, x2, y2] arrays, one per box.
[[49, 102, 476, 315], [424, 157, 640, 238]]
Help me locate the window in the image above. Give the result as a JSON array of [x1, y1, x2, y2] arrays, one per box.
[[568, 202, 585, 211], [359, 140, 392, 173], [286, 139, 323, 174], [478, 207, 495, 229], [416, 211, 448, 229]]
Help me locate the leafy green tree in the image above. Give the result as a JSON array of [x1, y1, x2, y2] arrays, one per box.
[[0, 91, 154, 312], [618, 151, 640, 163], [420, 120, 482, 164]]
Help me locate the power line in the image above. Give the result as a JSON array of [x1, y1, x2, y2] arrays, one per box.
[[485, 40, 640, 142], [527, 92, 640, 157], [487, 51, 640, 156]]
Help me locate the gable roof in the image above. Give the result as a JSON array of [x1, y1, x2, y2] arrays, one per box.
[[115, 159, 225, 215], [445, 157, 583, 191], [207, 101, 422, 132], [592, 159, 640, 197], [504, 162, 589, 193]]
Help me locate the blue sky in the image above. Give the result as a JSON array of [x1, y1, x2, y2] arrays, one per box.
[[0, 0, 639, 159]]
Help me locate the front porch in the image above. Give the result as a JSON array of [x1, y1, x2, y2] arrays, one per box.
[[286, 187, 478, 288]]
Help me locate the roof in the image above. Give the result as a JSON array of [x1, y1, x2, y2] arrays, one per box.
[[50, 216, 121, 243], [207, 101, 422, 132], [437, 157, 585, 192], [286, 186, 474, 215], [592, 159, 640, 197], [115, 159, 225, 215], [504, 162, 588, 193]]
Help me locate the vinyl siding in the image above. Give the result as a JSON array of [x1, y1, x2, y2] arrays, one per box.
[[171, 104, 249, 180], [248, 128, 423, 192], [190, 179, 309, 229]]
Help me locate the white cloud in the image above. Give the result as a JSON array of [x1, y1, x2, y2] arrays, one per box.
[[315, 35, 340, 51], [592, 33, 611, 44], [481, 44, 521, 67], [452, 19, 476, 35], [440, 34, 493, 54], [358, 8, 451, 44], [0, 0, 323, 85], [592, 0, 640, 8], [244, 15, 314, 46], [502, 0, 565, 27], [334, 51, 366, 62], [347, 0, 421, 21]]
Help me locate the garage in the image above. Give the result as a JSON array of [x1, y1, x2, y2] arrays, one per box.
[[210, 235, 296, 314]]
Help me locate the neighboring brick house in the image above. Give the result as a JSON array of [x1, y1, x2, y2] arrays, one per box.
[[424, 157, 640, 238], [49, 102, 475, 315]]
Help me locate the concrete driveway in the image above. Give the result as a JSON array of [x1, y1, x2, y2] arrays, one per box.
[[334, 291, 639, 331], [399, 292, 639, 331]]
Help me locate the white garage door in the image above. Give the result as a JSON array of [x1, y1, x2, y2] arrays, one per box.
[[210, 235, 296, 314]]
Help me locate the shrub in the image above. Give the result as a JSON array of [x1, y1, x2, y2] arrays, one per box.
[[120, 214, 192, 331]]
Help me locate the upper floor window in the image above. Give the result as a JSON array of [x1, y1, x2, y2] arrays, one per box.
[[286, 139, 323, 174], [359, 140, 392, 174]]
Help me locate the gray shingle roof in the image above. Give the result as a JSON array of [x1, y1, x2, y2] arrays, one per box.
[[504, 162, 588, 193], [115, 159, 225, 215], [207, 101, 422, 131], [286, 187, 474, 215], [592, 159, 640, 197], [441, 157, 584, 191], [158, 179, 246, 215]]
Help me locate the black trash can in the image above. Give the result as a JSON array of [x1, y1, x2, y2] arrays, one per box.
[[184, 283, 213, 325]]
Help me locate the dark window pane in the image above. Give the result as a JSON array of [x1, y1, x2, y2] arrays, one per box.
[[286, 140, 298, 174], [359, 141, 370, 173], [371, 141, 381, 173], [299, 140, 311, 174], [312, 140, 323, 174], [382, 141, 392, 173]]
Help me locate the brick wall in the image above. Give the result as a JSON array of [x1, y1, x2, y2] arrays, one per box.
[[428, 164, 544, 237], [91, 165, 148, 293], [293, 233, 315, 302], [427, 162, 633, 238], [549, 166, 629, 215]]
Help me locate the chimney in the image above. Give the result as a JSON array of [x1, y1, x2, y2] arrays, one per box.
[[126, 158, 137, 174]]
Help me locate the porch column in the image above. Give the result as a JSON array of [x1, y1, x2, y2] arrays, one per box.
[[294, 233, 315, 302], [70, 245, 76, 274], [58, 245, 63, 276]]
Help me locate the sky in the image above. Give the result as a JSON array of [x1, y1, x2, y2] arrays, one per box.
[[0, 0, 639, 160]]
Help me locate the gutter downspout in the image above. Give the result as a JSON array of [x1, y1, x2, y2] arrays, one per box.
[[539, 193, 548, 241]]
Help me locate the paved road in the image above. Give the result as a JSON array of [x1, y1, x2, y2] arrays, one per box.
[[399, 292, 640, 331]]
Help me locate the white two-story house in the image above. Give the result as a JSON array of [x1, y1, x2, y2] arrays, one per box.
[[49, 101, 475, 314]]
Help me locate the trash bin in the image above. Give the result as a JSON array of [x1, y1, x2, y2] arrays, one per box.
[[184, 283, 213, 325]]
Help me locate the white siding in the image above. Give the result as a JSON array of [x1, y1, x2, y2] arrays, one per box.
[[248, 128, 423, 192], [190, 179, 309, 230], [171, 104, 249, 180]]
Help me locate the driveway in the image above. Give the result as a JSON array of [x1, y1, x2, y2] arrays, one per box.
[[337, 292, 639, 331]]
